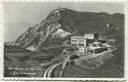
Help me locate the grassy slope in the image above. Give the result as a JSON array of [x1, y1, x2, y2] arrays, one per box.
[[60, 10, 124, 78], [4, 45, 58, 77]]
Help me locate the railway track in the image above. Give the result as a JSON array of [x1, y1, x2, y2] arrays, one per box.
[[43, 63, 62, 78]]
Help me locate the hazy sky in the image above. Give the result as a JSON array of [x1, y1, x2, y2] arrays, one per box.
[[4, 2, 124, 42]]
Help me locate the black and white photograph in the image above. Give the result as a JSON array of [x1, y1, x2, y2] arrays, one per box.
[[4, 1, 124, 78]]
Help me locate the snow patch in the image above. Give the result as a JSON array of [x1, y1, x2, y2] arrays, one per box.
[[53, 28, 71, 37], [26, 45, 37, 51]]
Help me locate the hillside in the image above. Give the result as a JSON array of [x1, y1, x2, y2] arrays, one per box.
[[6, 8, 124, 51], [4, 45, 57, 77]]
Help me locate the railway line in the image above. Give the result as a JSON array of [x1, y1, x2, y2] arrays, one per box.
[[43, 63, 62, 77]]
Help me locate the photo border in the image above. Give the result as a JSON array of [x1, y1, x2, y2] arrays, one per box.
[[0, 0, 127, 81]]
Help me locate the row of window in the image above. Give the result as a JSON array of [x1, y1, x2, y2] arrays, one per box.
[[92, 43, 104, 47], [95, 47, 108, 54], [85, 47, 108, 54], [71, 37, 85, 39], [71, 43, 85, 47], [71, 40, 85, 42]]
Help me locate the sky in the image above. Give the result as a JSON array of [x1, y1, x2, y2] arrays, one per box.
[[4, 2, 124, 42]]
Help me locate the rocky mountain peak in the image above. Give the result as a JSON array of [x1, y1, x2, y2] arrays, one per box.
[[8, 8, 75, 51]]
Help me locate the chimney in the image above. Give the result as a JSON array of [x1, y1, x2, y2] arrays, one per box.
[[94, 33, 99, 41]]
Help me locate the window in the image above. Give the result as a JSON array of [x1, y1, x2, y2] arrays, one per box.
[[72, 40, 77, 42], [71, 44, 77, 46], [95, 48, 101, 54], [98, 43, 102, 47], [90, 50, 94, 53], [95, 49, 98, 54], [78, 43, 84, 46], [87, 50, 90, 52], [104, 47, 108, 51], [93, 44, 97, 47]]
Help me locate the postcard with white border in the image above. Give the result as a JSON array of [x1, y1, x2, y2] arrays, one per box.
[[1, 0, 126, 80]]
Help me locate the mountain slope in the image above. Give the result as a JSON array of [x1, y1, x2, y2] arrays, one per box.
[[6, 8, 124, 51]]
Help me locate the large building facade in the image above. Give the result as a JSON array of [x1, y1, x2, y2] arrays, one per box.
[[71, 33, 105, 53], [71, 35, 86, 47], [71, 33, 99, 47]]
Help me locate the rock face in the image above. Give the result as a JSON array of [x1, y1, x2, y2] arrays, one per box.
[[9, 8, 74, 51], [7, 8, 124, 51]]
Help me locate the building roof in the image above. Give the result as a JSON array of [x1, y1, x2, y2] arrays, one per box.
[[93, 41, 101, 44]]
